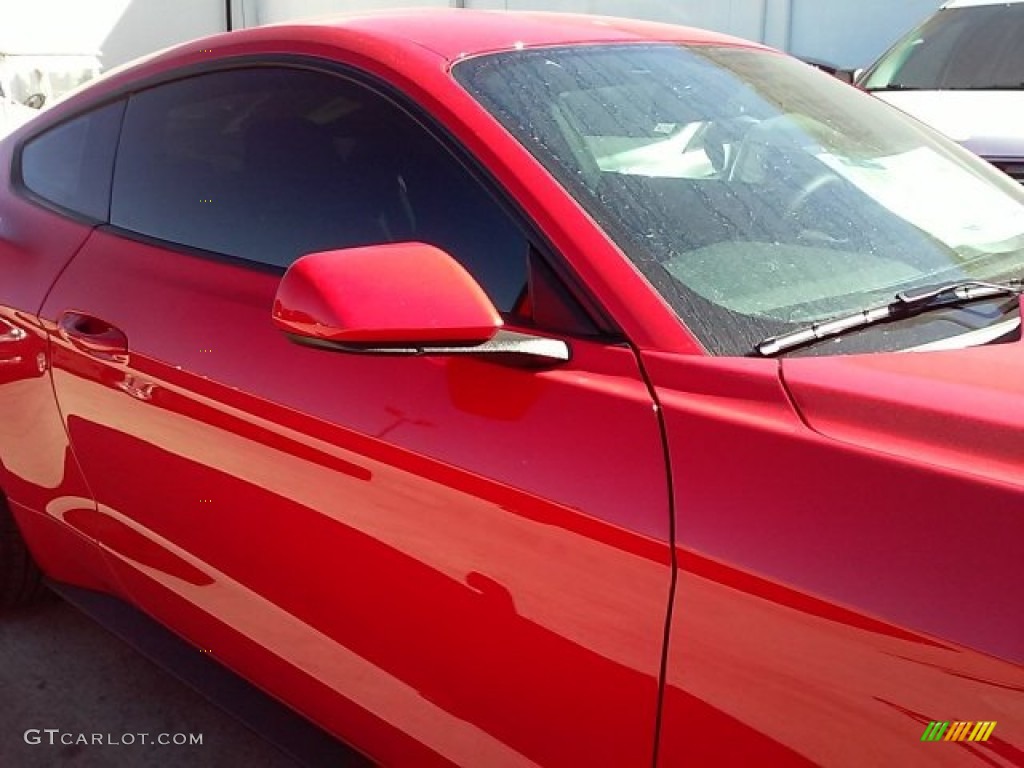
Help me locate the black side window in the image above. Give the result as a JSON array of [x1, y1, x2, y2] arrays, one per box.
[[111, 67, 529, 312], [20, 101, 125, 221]]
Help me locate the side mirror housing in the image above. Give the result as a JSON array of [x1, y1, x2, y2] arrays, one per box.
[[273, 242, 502, 347], [273, 242, 569, 365]]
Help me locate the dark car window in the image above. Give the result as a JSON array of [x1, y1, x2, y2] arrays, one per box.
[[863, 3, 1024, 91], [19, 100, 125, 221], [111, 67, 528, 311]]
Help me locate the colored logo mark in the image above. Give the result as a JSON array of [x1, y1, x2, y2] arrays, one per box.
[[921, 721, 997, 742]]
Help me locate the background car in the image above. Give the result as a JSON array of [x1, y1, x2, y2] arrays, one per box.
[[1, 10, 1022, 767], [858, 0, 1024, 183]]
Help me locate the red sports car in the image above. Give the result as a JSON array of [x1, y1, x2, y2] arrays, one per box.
[[1, 9, 1021, 767]]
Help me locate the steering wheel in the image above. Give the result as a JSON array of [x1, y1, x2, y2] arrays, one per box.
[[699, 115, 759, 177]]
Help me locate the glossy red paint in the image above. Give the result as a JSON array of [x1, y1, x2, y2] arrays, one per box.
[[273, 244, 502, 345], [781, 333, 1024, 489], [58, 311, 131, 363], [642, 351, 1023, 764], [0, 9, 1021, 768], [0, 133, 125, 596], [39, 228, 672, 766], [659, 549, 1024, 767]]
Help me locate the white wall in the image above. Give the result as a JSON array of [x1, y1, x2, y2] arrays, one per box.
[[0, 0, 224, 69], [251, 0, 447, 25], [1, 0, 945, 70], [100, 0, 226, 69], [250, 0, 943, 68], [0, 0, 132, 54], [470, 0, 767, 43], [788, 0, 942, 68]]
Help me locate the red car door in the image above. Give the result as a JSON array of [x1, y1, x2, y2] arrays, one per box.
[[40, 63, 672, 767]]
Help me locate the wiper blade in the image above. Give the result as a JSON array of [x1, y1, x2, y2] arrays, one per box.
[[894, 279, 1024, 306], [756, 279, 1024, 357], [865, 84, 922, 92], [868, 83, 1024, 92]]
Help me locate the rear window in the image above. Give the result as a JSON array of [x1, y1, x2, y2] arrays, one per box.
[[863, 3, 1024, 91], [19, 101, 124, 221]]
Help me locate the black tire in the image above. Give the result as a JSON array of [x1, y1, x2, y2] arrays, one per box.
[[0, 497, 46, 609]]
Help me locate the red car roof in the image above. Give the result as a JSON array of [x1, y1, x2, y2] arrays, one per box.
[[82, 10, 769, 103], [302, 9, 764, 60]]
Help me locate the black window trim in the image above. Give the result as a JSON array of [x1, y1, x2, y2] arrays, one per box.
[[14, 53, 620, 339], [96, 222, 289, 277]]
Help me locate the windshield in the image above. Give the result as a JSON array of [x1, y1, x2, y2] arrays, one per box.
[[862, 4, 1024, 91], [455, 45, 1024, 355]]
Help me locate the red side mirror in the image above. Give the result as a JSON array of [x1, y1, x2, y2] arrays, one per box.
[[272, 242, 503, 347]]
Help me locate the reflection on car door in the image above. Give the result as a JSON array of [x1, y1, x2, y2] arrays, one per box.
[[41, 64, 673, 767]]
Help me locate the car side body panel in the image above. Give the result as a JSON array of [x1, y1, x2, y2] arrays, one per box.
[[0, 135, 123, 594], [40, 227, 672, 767], [645, 352, 1024, 765], [2, 11, 1022, 766]]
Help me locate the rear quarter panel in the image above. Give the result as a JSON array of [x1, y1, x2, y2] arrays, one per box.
[[0, 128, 116, 592]]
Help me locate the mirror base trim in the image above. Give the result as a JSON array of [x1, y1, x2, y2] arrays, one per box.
[[287, 329, 571, 367]]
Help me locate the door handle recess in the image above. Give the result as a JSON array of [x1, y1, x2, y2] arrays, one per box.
[[58, 311, 129, 362]]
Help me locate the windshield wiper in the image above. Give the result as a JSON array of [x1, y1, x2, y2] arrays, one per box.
[[867, 83, 1024, 92], [865, 83, 923, 92], [755, 279, 1024, 356]]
